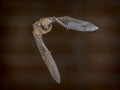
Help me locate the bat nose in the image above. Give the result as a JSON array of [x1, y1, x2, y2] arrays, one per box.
[[40, 25, 49, 31], [45, 27, 48, 30]]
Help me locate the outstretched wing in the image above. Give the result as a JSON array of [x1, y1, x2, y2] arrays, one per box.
[[52, 16, 98, 31], [33, 31, 60, 84]]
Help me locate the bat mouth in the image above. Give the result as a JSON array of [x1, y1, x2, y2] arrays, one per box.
[[40, 23, 52, 31]]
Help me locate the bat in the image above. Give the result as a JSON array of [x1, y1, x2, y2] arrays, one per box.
[[32, 16, 98, 84]]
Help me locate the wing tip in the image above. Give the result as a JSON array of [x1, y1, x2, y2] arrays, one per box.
[[94, 26, 99, 31], [52, 73, 61, 84], [91, 25, 99, 31], [54, 77, 61, 84], [87, 22, 99, 31], [94, 25, 99, 30]]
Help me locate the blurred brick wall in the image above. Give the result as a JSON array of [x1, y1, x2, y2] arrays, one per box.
[[0, 0, 120, 90]]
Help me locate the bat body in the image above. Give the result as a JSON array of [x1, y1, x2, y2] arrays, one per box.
[[33, 16, 98, 84]]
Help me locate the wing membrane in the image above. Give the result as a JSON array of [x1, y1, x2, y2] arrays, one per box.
[[33, 31, 60, 83], [54, 16, 98, 31]]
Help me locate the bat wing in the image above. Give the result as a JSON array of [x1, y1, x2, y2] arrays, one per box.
[[33, 31, 60, 83], [52, 16, 98, 31]]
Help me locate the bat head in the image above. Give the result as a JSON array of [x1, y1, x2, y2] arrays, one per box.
[[33, 18, 52, 34], [40, 18, 52, 30]]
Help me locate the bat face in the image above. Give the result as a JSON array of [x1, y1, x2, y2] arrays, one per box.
[[40, 18, 52, 31], [33, 18, 52, 35]]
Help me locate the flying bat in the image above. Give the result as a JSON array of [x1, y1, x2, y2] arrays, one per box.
[[33, 16, 98, 84]]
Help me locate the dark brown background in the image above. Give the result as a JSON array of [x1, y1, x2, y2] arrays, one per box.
[[0, 0, 120, 90]]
